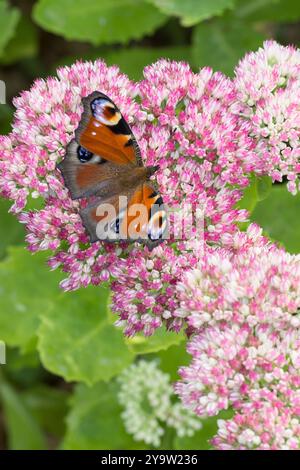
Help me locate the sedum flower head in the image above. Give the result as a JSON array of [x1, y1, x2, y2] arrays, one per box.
[[111, 223, 269, 337], [176, 324, 300, 419], [166, 402, 202, 439], [175, 241, 300, 449], [176, 234, 300, 331], [111, 245, 198, 336], [234, 40, 300, 194], [0, 59, 253, 295], [213, 406, 300, 450], [0, 60, 140, 291], [234, 40, 300, 105], [118, 360, 202, 447]]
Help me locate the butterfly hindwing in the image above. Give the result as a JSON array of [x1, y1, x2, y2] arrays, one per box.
[[137, 183, 168, 248], [80, 183, 167, 248], [80, 188, 137, 243]]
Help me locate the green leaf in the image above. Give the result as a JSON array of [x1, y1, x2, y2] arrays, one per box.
[[235, 0, 300, 22], [63, 381, 145, 450], [6, 348, 40, 372], [236, 175, 272, 214], [22, 385, 69, 438], [251, 184, 300, 254], [104, 46, 192, 81], [148, 0, 235, 26], [236, 175, 258, 213], [174, 409, 234, 450], [52, 46, 192, 82], [0, 16, 38, 65], [126, 328, 185, 355], [38, 287, 135, 385], [33, 0, 167, 45], [0, 199, 25, 259], [0, 104, 13, 134], [234, 0, 278, 18], [192, 17, 265, 75], [0, 1, 20, 56], [5, 348, 43, 388], [0, 378, 45, 449], [257, 176, 272, 201], [157, 342, 190, 381], [0, 248, 63, 351]]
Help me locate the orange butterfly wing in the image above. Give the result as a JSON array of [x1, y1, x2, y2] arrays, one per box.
[[122, 183, 167, 245], [80, 183, 167, 248], [57, 92, 143, 199], [76, 91, 142, 166]]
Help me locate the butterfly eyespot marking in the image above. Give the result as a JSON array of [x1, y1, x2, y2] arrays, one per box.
[[147, 208, 167, 242], [147, 230, 163, 241], [106, 106, 116, 116], [77, 145, 94, 163], [90, 97, 106, 113], [77, 146, 106, 165], [111, 218, 120, 234], [90, 97, 121, 126]]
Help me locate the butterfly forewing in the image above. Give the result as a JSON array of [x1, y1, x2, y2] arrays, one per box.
[[76, 91, 143, 166]]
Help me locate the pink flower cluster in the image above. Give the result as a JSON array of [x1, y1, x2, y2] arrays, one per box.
[[234, 41, 300, 194], [111, 223, 267, 337], [111, 245, 198, 336], [176, 231, 300, 331], [175, 241, 300, 449], [212, 406, 300, 450], [0, 58, 252, 292], [0, 61, 140, 290]]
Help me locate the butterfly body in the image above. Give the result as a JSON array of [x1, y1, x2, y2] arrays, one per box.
[[57, 92, 167, 249]]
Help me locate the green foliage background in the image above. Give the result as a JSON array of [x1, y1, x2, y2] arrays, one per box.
[[0, 0, 300, 450]]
